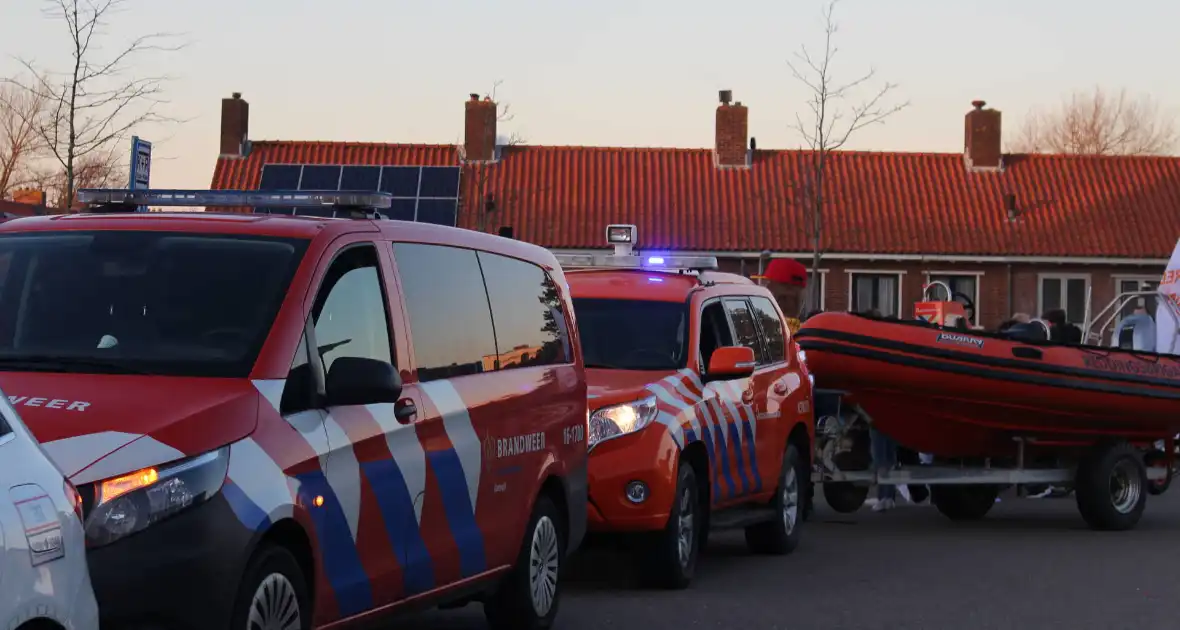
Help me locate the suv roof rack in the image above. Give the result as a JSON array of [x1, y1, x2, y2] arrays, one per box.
[[552, 223, 719, 273], [75, 188, 393, 218]]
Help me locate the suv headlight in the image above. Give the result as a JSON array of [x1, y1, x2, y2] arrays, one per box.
[[589, 396, 659, 449], [83, 447, 229, 547]]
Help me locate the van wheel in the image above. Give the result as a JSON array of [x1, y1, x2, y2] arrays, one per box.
[[485, 495, 564, 630], [637, 462, 699, 589], [229, 544, 311, 630], [745, 444, 803, 555]]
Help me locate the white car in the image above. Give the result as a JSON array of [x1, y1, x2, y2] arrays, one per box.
[[0, 392, 99, 630]]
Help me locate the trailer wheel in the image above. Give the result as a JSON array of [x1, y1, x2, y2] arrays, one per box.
[[822, 481, 869, 513], [1075, 442, 1147, 531], [930, 485, 998, 521]]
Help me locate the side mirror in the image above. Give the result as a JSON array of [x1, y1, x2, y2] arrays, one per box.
[[325, 356, 403, 407], [705, 346, 756, 382]]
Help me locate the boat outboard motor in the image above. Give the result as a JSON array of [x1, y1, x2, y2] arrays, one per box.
[[1111, 313, 1156, 351], [1004, 319, 1051, 343]]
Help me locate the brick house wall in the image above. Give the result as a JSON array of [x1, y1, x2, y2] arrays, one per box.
[[715, 257, 1161, 331]]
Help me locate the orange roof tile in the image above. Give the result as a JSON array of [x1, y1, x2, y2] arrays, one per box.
[[211, 141, 1180, 259]]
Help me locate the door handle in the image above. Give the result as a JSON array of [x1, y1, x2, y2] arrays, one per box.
[[1011, 346, 1043, 360], [394, 399, 418, 424]]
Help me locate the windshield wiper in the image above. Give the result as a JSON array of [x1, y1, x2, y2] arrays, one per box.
[[0, 355, 147, 375], [584, 362, 624, 369]]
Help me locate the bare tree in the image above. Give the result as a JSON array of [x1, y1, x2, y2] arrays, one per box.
[[1012, 87, 1178, 156], [0, 82, 47, 199], [465, 80, 525, 233], [3, 0, 182, 208], [788, 0, 909, 311]]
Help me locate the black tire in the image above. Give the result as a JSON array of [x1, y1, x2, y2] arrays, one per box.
[[745, 444, 804, 555], [229, 544, 312, 630], [637, 461, 700, 589], [930, 485, 999, 521], [823, 481, 869, 513], [485, 495, 565, 630], [1075, 441, 1148, 531]]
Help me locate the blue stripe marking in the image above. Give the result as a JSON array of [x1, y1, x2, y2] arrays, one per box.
[[727, 415, 751, 496], [742, 418, 763, 492], [295, 471, 373, 616], [711, 409, 737, 500], [221, 481, 271, 531], [427, 449, 487, 578], [693, 413, 721, 504], [360, 460, 435, 595]]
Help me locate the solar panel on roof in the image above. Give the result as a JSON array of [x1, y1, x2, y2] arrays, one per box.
[[258, 163, 462, 226]]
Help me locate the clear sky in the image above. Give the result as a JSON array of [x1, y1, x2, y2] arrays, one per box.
[[3, 0, 1177, 190]]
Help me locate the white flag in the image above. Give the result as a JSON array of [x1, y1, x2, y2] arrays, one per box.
[[1154, 237, 1180, 354]]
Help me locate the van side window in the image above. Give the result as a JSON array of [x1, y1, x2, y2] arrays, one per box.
[[749, 296, 787, 363], [723, 298, 765, 364], [0, 411, 10, 438], [477, 252, 571, 369], [310, 245, 392, 374], [392, 243, 497, 382]]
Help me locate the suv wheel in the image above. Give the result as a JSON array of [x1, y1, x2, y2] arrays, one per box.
[[637, 461, 700, 589], [745, 443, 803, 554]]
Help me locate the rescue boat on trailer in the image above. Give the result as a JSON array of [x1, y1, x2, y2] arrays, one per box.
[[795, 240, 1180, 531]]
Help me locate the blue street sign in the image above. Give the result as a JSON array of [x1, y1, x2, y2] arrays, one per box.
[[128, 136, 152, 211]]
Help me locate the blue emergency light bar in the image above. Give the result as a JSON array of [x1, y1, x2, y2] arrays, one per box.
[[553, 252, 719, 272], [75, 189, 393, 213]]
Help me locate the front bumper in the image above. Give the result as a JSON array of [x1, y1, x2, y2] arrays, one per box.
[[587, 426, 681, 532], [88, 493, 254, 629]]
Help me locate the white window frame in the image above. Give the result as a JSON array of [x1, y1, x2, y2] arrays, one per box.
[[923, 271, 983, 315], [846, 270, 906, 317], [1037, 272, 1092, 325], [805, 268, 829, 311], [1112, 274, 1161, 318]]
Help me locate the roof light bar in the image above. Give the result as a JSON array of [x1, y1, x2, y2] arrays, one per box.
[[554, 252, 719, 272], [76, 189, 393, 211]]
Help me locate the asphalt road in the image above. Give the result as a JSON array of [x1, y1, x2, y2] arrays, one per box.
[[399, 489, 1180, 630]]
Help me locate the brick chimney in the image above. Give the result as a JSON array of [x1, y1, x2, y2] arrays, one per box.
[[964, 100, 1002, 171], [463, 93, 498, 163], [715, 90, 749, 168], [220, 92, 249, 158]]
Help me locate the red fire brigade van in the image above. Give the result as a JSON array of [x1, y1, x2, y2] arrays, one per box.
[[0, 189, 587, 630], [556, 225, 814, 589]]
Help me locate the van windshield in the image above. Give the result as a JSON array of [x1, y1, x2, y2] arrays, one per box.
[[572, 298, 688, 370], [0, 231, 308, 377]]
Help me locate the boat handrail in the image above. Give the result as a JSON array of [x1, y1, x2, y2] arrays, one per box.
[[1083, 288, 1180, 347], [922, 281, 954, 302]]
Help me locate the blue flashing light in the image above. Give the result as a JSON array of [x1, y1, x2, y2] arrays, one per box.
[[647, 256, 665, 265], [648, 277, 665, 283]]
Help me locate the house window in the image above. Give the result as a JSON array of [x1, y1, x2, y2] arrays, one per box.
[[1038, 274, 1090, 325], [1115, 277, 1160, 319], [807, 271, 826, 312], [927, 273, 981, 324], [850, 272, 902, 317]]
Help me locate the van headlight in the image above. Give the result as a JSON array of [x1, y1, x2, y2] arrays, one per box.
[[83, 447, 229, 547], [589, 396, 659, 449]]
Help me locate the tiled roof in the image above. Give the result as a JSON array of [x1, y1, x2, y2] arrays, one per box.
[[211, 141, 1180, 258]]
